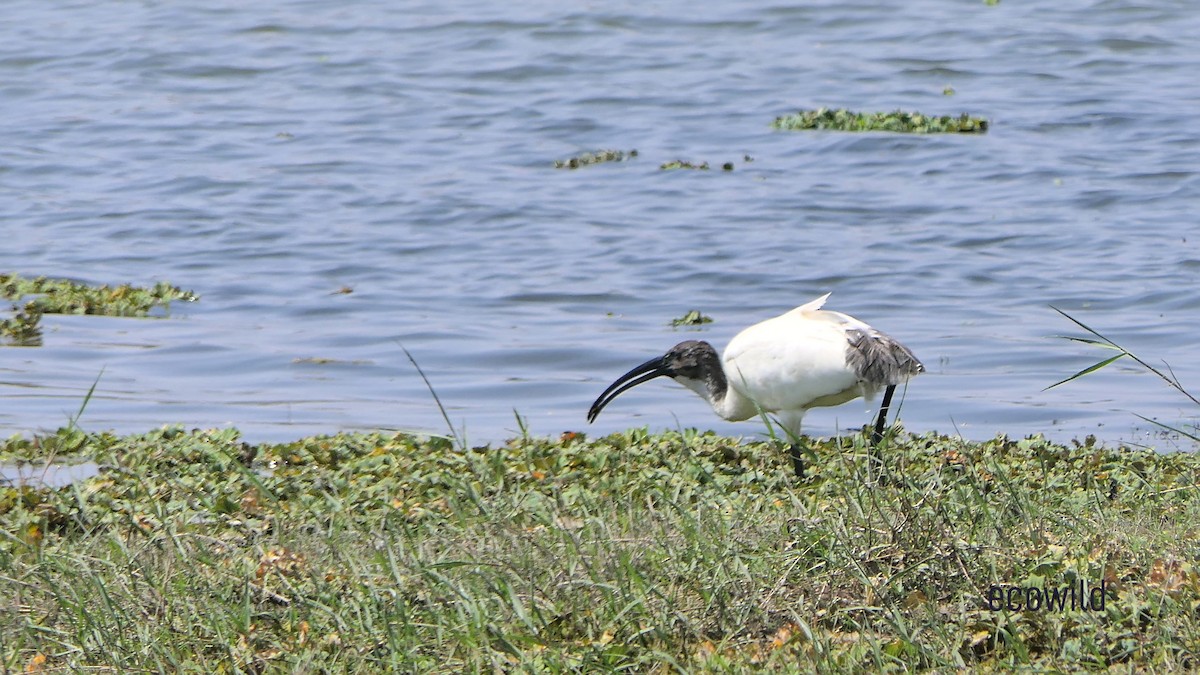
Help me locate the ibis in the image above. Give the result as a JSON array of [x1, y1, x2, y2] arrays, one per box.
[[587, 293, 923, 476]]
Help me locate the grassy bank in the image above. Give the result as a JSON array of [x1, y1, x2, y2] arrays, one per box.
[[2, 426, 1199, 672]]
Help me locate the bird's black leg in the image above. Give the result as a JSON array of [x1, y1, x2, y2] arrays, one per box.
[[871, 384, 897, 446], [788, 443, 807, 479]]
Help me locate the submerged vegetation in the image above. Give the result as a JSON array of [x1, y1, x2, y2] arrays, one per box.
[[660, 160, 710, 171], [551, 150, 746, 174], [2, 425, 1200, 671], [554, 149, 638, 169], [550, 153, 744, 172], [772, 108, 989, 134], [0, 273, 197, 346]]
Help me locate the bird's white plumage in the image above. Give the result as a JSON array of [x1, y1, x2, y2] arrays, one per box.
[[708, 294, 914, 437]]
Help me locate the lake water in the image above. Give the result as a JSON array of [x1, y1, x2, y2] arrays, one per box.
[[0, 460, 100, 489], [3, 0, 1199, 450]]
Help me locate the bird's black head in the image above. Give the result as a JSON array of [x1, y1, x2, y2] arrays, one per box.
[[586, 340, 722, 423], [660, 340, 721, 379]]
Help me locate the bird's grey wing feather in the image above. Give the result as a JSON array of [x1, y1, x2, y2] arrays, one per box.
[[845, 329, 924, 390]]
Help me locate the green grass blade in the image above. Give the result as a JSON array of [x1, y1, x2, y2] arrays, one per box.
[[1133, 413, 1200, 444], [1044, 353, 1127, 391], [1060, 336, 1124, 350], [68, 367, 105, 431], [398, 343, 462, 451], [1049, 305, 1120, 345], [1051, 305, 1200, 407]]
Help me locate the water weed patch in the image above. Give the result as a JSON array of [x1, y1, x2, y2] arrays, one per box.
[[0, 273, 197, 346], [772, 108, 989, 134]]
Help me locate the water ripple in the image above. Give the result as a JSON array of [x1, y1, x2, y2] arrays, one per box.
[[1, 0, 1198, 446]]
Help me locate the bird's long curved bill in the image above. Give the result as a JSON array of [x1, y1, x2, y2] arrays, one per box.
[[587, 356, 668, 423]]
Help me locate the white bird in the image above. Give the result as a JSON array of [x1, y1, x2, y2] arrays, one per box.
[[587, 293, 923, 476]]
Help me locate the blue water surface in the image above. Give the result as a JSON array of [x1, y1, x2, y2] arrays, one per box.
[[2, 0, 1199, 449]]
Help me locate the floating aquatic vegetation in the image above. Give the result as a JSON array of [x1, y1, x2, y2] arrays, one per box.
[[1, 273, 197, 347], [292, 356, 374, 366], [0, 272, 198, 317], [553, 149, 637, 169], [772, 108, 988, 134], [659, 160, 709, 170], [555, 151, 748, 172], [671, 309, 713, 326], [2, 425, 1200, 671], [0, 302, 43, 346]]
